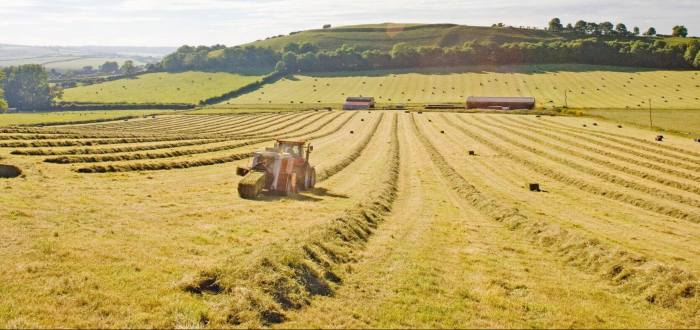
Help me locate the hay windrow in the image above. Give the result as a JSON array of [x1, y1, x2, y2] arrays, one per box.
[[11, 139, 226, 156], [522, 118, 700, 172], [503, 116, 700, 183], [74, 112, 353, 173], [477, 116, 700, 200], [0, 136, 212, 148], [184, 114, 400, 327], [316, 113, 384, 181], [410, 114, 700, 313], [540, 118, 700, 164], [457, 116, 700, 222]]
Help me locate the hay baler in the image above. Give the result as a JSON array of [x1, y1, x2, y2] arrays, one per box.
[[236, 140, 316, 199]]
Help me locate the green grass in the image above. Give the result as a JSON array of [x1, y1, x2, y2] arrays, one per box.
[[582, 108, 700, 135], [248, 23, 700, 52], [61, 71, 263, 104], [0, 110, 174, 127], [227, 64, 700, 109]]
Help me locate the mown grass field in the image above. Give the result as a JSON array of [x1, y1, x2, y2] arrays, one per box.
[[1, 110, 699, 328], [583, 109, 700, 135], [0, 110, 174, 127], [61, 72, 263, 104], [228, 64, 700, 110]]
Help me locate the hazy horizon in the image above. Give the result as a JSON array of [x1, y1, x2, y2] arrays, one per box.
[[1, 0, 698, 47]]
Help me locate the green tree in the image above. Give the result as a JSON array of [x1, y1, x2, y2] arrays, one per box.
[[615, 23, 628, 35], [299, 43, 317, 53], [0, 71, 7, 113], [2, 64, 51, 111], [672, 25, 688, 37], [694, 51, 700, 68], [99, 61, 119, 73], [586, 22, 600, 35], [644, 27, 657, 36], [120, 60, 137, 76], [49, 85, 64, 105], [574, 20, 588, 34], [599, 22, 614, 35], [548, 18, 563, 32], [633, 27, 640, 36], [283, 42, 300, 53], [281, 52, 299, 72]]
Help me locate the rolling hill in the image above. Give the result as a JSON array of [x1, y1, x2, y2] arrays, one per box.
[[247, 23, 699, 52]]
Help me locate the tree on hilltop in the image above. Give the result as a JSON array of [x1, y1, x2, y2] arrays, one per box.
[[615, 23, 628, 35], [644, 27, 657, 36], [548, 18, 563, 32], [672, 25, 688, 37]]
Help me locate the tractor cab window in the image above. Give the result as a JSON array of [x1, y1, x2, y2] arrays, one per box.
[[281, 143, 302, 157]]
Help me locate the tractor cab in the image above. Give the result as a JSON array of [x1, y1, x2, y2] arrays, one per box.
[[236, 140, 316, 199]]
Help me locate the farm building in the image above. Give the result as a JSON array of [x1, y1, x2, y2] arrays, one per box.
[[343, 97, 375, 110], [467, 96, 535, 110]]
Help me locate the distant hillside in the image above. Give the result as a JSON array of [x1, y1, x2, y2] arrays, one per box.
[[247, 23, 697, 52], [247, 23, 561, 51], [158, 23, 700, 74], [0, 44, 176, 71]]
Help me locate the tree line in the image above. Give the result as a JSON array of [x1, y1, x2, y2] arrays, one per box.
[[272, 38, 700, 74], [548, 18, 689, 38], [1, 65, 62, 112]]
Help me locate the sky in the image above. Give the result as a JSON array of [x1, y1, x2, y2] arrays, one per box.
[[1, 0, 698, 47]]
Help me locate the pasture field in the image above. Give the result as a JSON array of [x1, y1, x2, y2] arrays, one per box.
[[0, 110, 174, 127], [1, 110, 700, 328], [61, 72, 263, 104], [0, 56, 148, 71], [229, 64, 700, 109], [583, 109, 700, 135]]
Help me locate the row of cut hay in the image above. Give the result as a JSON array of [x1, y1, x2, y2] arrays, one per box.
[[76, 152, 255, 173], [167, 113, 276, 134], [0, 135, 213, 148], [159, 114, 251, 133], [541, 118, 700, 163], [10, 139, 226, 156], [120, 115, 238, 133], [447, 114, 700, 223], [86, 115, 208, 132], [480, 116, 700, 198], [212, 111, 320, 137], [316, 113, 384, 181], [410, 114, 700, 320], [183, 114, 400, 327], [498, 116, 700, 187], [506, 116, 700, 182], [54, 113, 346, 164], [527, 118, 700, 172], [74, 112, 352, 173]]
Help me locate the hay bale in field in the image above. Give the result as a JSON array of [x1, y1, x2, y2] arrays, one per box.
[[656, 135, 664, 142], [468, 150, 476, 156], [0, 164, 22, 178], [361, 118, 364, 121], [417, 111, 422, 114], [593, 123, 598, 126], [618, 125, 623, 128], [440, 130, 445, 134], [350, 130, 354, 134], [583, 124, 587, 127], [529, 183, 541, 192]]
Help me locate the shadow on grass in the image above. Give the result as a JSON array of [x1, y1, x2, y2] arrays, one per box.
[[252, 187, 349, 202]]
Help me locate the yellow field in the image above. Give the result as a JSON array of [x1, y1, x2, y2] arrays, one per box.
[[228, 65, 700, 109], [1, 110, 699, 327], [62, 72, 262, 104]]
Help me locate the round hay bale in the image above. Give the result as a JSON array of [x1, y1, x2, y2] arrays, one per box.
[[0, 164, 22, 178], [440, 130, 445, 134], [361, 118, 365, 121], [617, 125, 623, 128], [350, 130, 354, 134]]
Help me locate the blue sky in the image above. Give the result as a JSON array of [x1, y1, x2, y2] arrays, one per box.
[[1, 0, 698, 46]]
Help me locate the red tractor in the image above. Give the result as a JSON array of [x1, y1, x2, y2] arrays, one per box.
[[236, 140, 316, 199]]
